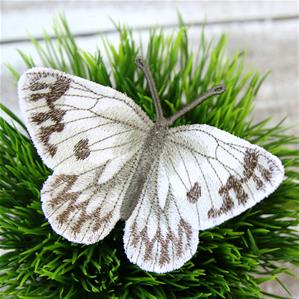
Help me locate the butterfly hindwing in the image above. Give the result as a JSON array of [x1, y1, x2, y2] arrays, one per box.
[[123, 156, 199, 273], [18, 68, 153, 244], [41, 153, 140, 244]]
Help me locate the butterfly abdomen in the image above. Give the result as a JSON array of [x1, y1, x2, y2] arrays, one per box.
[[120, 124, 169, 220]]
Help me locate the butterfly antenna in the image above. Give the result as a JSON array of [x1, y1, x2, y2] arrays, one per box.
[[166, 84, 225, 125], [135, 56, 164, 122]]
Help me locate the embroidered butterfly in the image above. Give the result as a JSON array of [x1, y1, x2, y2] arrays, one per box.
[[18, 57, 284, 273]]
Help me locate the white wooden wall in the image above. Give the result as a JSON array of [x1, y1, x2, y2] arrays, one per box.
[[1, 1, 298, 297]]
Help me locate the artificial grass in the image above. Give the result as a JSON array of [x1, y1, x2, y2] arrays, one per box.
[[0, 16, 298, 299]]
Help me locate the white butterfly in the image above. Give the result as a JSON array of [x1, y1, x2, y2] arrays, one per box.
[[18, 57, 284, 273]]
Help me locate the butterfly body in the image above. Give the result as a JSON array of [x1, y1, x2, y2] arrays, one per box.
[[120, 123, 169, 219], [18, 62, 284, 273]]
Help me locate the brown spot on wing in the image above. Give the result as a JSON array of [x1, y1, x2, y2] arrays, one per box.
[[38, 122, 65, 157], [27, 73, 71, 157], [208, 149, 275, 219], [186, 182, 201, 203], [31, 109, 66, 125], [129, 217, 193, 267], [48, 174, 80, 210], [27, 73, 70, 107], [74, 138, 91, 160]]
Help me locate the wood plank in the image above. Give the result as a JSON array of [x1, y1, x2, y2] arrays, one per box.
[[1, 1, 298, 41]]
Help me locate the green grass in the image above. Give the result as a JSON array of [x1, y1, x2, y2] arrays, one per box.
[[1, 16, 298, 299]]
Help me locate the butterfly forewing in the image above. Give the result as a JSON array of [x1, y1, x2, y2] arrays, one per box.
[[162, 124, 284, 230], [18, 68, 153, 243], [18, 68, 152, 171]]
